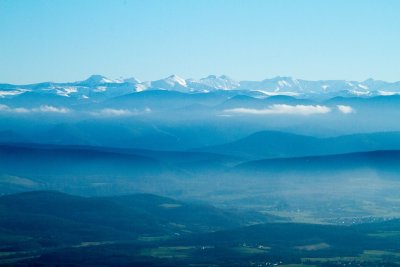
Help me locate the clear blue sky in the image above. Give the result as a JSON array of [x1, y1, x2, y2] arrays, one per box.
[[1, 0, 399, 84]]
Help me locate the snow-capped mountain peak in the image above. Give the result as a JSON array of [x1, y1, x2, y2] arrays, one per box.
[[77, 75, 122, 86], [197, 74, 239, 90], [166, 75, 187, 87], [149, 75, 188, 91], [123, 77, 141, 84]]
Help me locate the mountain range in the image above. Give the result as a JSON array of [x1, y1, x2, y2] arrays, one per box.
[[2, 74, 400, 101]]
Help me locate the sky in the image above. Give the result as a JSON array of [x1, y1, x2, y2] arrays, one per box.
[[1, 0, 399, 84]]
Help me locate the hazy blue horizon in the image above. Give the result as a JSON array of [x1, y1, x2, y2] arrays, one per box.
[[1, 0, 400, 84]]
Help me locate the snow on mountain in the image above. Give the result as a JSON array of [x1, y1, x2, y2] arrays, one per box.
[[150, 75, 189, 91], [137, 74, 240, 92], [184, 75, 239, 92], [1, 75, 400, 100], [77, 75, 123, 86], [0, 75, 138, 99], [0, 89, 30, 98], [237, 77, 382, 97], [239, 76, 300, 92], [197, 75, 239, 90]]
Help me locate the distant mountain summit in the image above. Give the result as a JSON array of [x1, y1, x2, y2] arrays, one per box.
[[77, 74, 123, 86], [197, 75, 240, 90], [150, 75, 189, 92]]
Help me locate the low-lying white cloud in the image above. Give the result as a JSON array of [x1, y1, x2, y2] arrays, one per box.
[[13, 107, 30, 113], [0, 104, 9, 111], [0, 104, 29, 113], [91, 108, 152, 117], [0, 105, 152, 117], [99, 108, 134, 116], [224, 104, 331, 115], [0, 104, 70, 114], [337, 105, 354, 114], [33, 105, 70, 113]]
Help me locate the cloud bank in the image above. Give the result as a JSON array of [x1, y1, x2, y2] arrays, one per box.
[[90, 108, 152, 117], [224, 104, 331, 115], [337, 105, 354, 114], [97, 108, 135, 116], [32, 105, 70, 113], [0, 105, 154, 117], [0, 104, 70, 114]]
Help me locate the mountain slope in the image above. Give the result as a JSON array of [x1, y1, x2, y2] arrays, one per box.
[[236, 150, 400, 174], [0, 191, 269, 251], [194, 131, 400, 160], [0, 143, 240, 195]]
